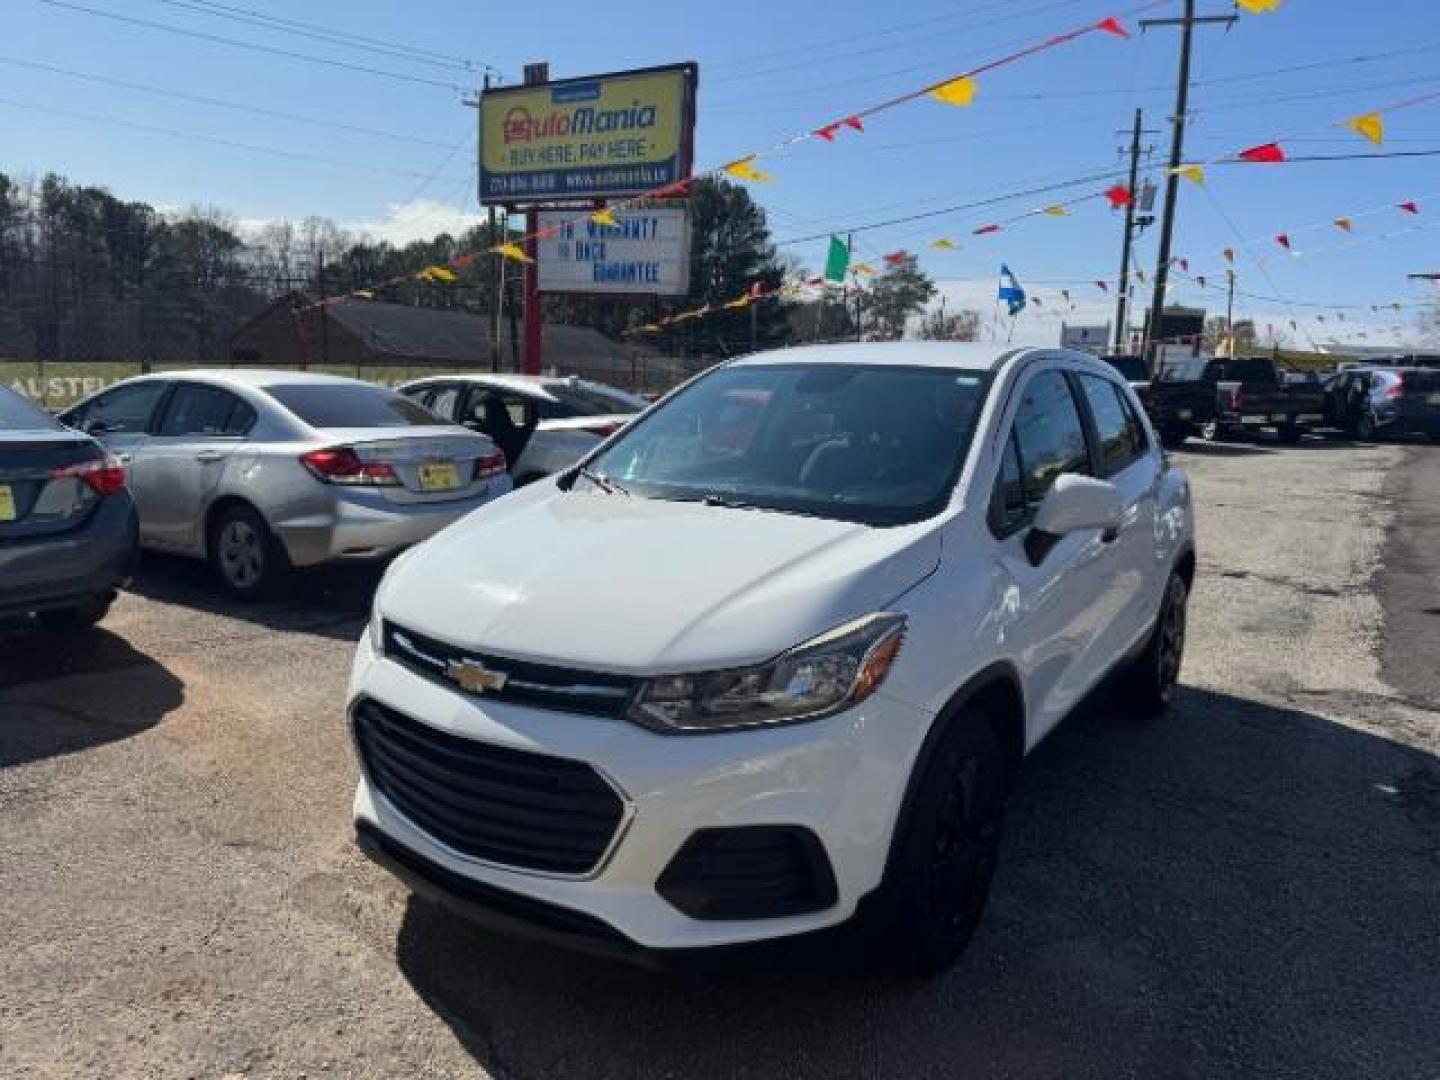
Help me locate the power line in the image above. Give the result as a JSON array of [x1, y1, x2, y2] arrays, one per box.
[[773, 167, 1129, 245], [0, 56, 457, 148], [150, 0, 490, 72], [38, 0, 468, 92], [0, 94, 464, 180]]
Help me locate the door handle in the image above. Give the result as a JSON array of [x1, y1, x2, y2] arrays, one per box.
[[195, 450, 224, 463]]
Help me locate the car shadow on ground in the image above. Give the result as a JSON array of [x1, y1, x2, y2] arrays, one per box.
[[388, 685, 1439, 1079], [125, 552, 380, 643], [0, 627, 183, 767]]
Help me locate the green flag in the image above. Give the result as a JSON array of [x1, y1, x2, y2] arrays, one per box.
[[823, 236, 850, 283]]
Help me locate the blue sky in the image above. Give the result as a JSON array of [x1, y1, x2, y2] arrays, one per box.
[[4, 0, 1439, 347]]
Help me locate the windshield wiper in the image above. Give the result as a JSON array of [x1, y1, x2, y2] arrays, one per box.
[[567, 464, 628, 495]]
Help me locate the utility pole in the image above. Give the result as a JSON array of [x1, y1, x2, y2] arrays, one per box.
[[1113, 109, 1155, 355], [317, 249, 328, 370], [1224, 267, 1236, 354], [482, 73, 503, 373], [1141, 0, 1237, 370]]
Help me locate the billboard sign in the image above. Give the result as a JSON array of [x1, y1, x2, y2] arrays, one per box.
[[536, 207, 690, 295], [479, 63, 696, 206]]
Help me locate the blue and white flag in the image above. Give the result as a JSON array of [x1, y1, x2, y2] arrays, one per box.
[[998, 263, 1027, 316]]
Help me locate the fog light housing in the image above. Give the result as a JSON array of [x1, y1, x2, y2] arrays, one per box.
[[656, 826, 838, 921]]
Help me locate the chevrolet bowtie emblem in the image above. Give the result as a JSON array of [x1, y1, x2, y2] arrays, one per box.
[[444, 659, 508, 695]]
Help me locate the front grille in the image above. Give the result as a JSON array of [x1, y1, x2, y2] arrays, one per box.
[[383, 621, 637, 719], [352, 698, 625, 875]]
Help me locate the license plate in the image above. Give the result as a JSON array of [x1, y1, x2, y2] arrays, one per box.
[[417, 462, 461, 491], [0, 484, 14, 522], [1178, 409, 1192, 420]]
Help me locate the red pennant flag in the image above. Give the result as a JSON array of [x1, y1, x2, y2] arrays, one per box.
[[972, 223, 1001, 235], [1096, 16, 1130, 38], [748, 281, 766, 298], [882, 251, 908, 265], [1276, 233, 1291, 251], [815, 115, 864, 141], [1094, 280, 1109, 293], [806, 275, 824, 286], [534, 225, 561, 240], [651, 179, 692, 198], [1238, 142, 1286, 163], [1399, 201, 1420, 214], [1104, 184, 1134, 209]]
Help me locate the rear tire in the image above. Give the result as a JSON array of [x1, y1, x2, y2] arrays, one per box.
[[1356, 410, 1377, 441], [208, 503, 289, 600], [1277, 422, 1303, 445], [1117, 572, 1188, 717], [861, 709, 1009, 975], [35, 594, 112, 631]]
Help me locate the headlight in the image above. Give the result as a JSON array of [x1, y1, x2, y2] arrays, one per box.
[[626, 613, 907, 734], [367, 605, 385, 653]]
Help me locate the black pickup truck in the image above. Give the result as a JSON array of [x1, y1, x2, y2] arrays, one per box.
[[1102, 355, 1217, 449], [1202, 356, 1327, 444]]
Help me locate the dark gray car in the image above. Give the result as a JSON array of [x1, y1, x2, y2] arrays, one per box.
[[0, 385, 138, 629]]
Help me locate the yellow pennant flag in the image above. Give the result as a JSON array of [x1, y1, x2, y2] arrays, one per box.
[[1042, 205, 1069, 217], [591, 207, 618, 226], [851, 263, 875, 277], [723, 155, 773, 182], [1172, 163, 1206, 185], [491, 242, 533, 264], [930, 75, 977, 107], [1235, 0, 1281, 11], [423, 265, 458, 283], [354, 289, 375, 299], [930, 238, 957, 250], [1342, 112, 1384, 145], [1334, 217, 1354, 233], [723, 295, 751, 310]]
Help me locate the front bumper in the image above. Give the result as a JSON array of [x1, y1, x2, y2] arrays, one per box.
[[272, 476, 512, 567], [347, 630, 933, 952], [0, 496, 138, 620]]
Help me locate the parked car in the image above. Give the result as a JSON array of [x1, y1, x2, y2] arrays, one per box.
[[399, 374, 648, 484], [349, 343, 1195, 973], [1202, 356, 1326, 443], [59, 371, 510, 597], [1, 384, 137, 629], [1102, 355, 1216, 449], [1325, 366, 1440, 440]]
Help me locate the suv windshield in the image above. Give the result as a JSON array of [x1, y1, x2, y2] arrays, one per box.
[[540, 381, 647, 419], [0, 388, 62, 432], [587, 363, 992, 526], [264, 384, 444, 428]]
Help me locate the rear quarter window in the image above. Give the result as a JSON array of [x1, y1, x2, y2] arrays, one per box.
[[0, 388, 62, 431]]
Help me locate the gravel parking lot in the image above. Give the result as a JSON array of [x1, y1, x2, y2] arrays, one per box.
[[3, 437, 1438, 1079]]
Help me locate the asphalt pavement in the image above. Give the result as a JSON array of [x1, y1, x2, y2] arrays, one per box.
[[2, 435, 1438, 1079]]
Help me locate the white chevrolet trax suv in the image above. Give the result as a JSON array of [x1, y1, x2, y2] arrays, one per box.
[[348, 343, 1195, 973]]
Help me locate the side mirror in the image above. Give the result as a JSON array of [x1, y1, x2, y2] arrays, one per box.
[[1025, 474, 1124, 566]]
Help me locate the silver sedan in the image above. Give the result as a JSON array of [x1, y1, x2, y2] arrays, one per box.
[[60, 370, 510, 597]]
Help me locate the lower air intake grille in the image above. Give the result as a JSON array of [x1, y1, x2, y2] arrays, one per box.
[[656, 826, 838, 920], [352, 697, 624, 875]]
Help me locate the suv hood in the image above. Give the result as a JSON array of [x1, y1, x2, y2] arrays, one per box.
[[379, 484, 942, 674]]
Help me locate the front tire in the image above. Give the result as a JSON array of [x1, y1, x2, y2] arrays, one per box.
[[1118, 572, 1188, 716], [208, 504, 289, 599], [1277, 422, 1303, 445], [863, 710, 1009, 975]]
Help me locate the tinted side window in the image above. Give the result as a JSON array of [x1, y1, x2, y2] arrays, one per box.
[[78, 382, 169, 434], [158, 384, 251, 437], [991, 431, 1028, 535], [1079, 375, 1145, 475], [1012, 371, 1090, 510], [427, 385, 460, 421]]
